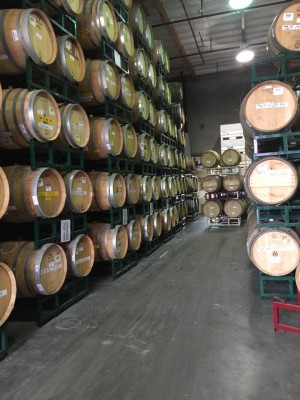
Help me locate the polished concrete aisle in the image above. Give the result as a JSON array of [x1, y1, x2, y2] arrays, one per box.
[[1, 217, 300, 400]]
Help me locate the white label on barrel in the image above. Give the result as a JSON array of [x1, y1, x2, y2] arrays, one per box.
[[273, 87, 283, 96], [39, 122, 53, 131], [114, 50, 121, 68], [66, 41, 71, 50], [282, 25, 300, 30], [75, 256, 90, 265], [72, 190, 87, 196], [0, 289, 7, 298], [122, 209, 128, 225], [41, 262, 62, 275], [55, 255, 61, 262], [69, 55, 75, 62], [255, 102, 288, 109], [49, 107, 55, 115], [81, 176, 86, 183], [46, 185, 51, 192], [32, 195, 39, 205], [283, 13, 294, 21], [12, 30, 19, 41], [30, 15, 36, 26], [71, 123, 84, 132], [38, 178, 43, 187], [37, 109, 44, 115], [36, 32, 42, 40], [60, 219, 71, 243], [257, 246, 295, 252]]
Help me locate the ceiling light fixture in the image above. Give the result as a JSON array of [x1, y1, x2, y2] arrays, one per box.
[[235, 11, 255, 63], [229, 0, 253, 10]]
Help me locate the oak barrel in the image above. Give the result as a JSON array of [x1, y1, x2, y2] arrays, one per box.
[[161, 208, 172, 232], [150, 138, 159, 164], [223, 174, 243, 192], [61, 170, 93, 214], [53, 0, 84, 15], [153, 211, 162, 237], [221, 149, 241, 167], [0, 8, 57, 74], [147, 61, 157, 89], [203, 200, 222, 218], [128, 3, 146, 35], [62, 234, 95, 278], [0, 262, 16, 327], [128, 48, 148, 80], [160, 176, 170, 198], [153, 76, 166, 102], [3, 166, 66, 223], [148, 100, 157, 127], [0, 167, 9, 220], [144, 21, 154, 50], [121, 124, 138, 158], [88, 222, 128, 261], [244, 157, 298, 205], [84, 117, 123, 160], [224, 199, 248, 218], [89, 171, 126, 211], [116, 21, 134, 58], [202, 175, 222, 193], [201, 150, 220, 168], [0, 241, 67, 297], [152, 40, 164, 65], [168, 82, 183, 103], [157, 144, 168, 167], [137, 175, 153, 203], [132, 90, 149, 122], [124, 174, 140, 205], [151, 176, 161, 201], [118, 73, 136, 109], [136, 215, 154, 242], [155, 110, 168, 135], [0, 89, 61, 149], [134, 133, 151, 163], [126, 219, 142, 251]]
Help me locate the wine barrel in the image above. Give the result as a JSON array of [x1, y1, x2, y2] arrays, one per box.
[[126, 219, 142, 251], [203, 200, 222, 218], [168, 82, 183, 103], [137, 175, 152, 203], [165, 83, 171, 105], [124, 174, 139, 205], [61, 170, 93, 214], [0, 262, 16, 327], [186, 156, 196, 171], [128, 3, 146, 36], [62, 234, 95, 278], [118, 73, 136, 109], [147, 61, 157, 89], [247, 225, 300, 276], [150, 138, 159, 164], [152, 40, 164, 65], [166, 146, 175, 168], [160, 176, 170, 198], [155, 110, 168, 135], [224, 199, 248, 218], [161, 208, 171, 232], [153, 76, 166, 102], [134, 133, 151, 163], [186, 176, 198, 193], [128, 48, 148, 80], [88, 222, 128, 261], [221, 149, 241, 167], [168, 176, 176, 197], [174, 149, 179, 168], [121, 124, 137, 158], [240, 80, 298, 144], [132, 91, 149, 122], [0, 241, 67, 297], [80, 60, 120, 106], [0, 167, 9, 220], [89, 172, 126, 210], [202, 175, 222, 193], [136, 214, 154, 242], [169, 206, 176, 228], [201, 150, 220, 168], [151, 176, 161, 201], [84, 117, 123, 160], [144, 21, 154, 50], [49, 35, 85, 83], [53, 0, 83, 15], [268, 2, 300, 70], [0, 9, 57, 75], [165, 51, 170, 74], [157, 144, 168, 167], [223, 174, 243, 192], [116, 21, 134, 58], [244, 157, 298, 205], [54, 103, 90, 149], [3, 166, 66, 223], [153, 211, 162, 237], [76, 0, 118, 50], [148, 100, 157, 127], [0, 88, 61, 149]]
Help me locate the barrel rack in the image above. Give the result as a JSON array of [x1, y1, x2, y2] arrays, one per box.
[[0, 325, 8, 361]]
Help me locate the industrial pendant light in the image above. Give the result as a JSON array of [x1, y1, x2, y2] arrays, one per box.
[[236, 12, 255, 63], [229, 0, 253, 9]]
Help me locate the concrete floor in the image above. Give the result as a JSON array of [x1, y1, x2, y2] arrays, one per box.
[[0, 217, 300, 400]]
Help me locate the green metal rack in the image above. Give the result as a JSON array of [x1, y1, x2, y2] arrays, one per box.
[[135, 75, 152, 98], [158, 133, 177, 148], [134, 119, 154, 137], [88, 205, 136, 228], [253, 131, 300, 160], [159, 167, 171, 176], [136, 201, 157, 217], [85, 39, 128, 73], [134, 32, 151, 60], [0, 325, 8, 361], [86, 154, 134, 174], [255, 203, 300, 227], [158, 197, 174, 209], [110, 252, 138, 280], [259, 272, 297, 300], [139, 236, 160, 257], [137, 162, 157, 176], [113, 1, 128, 23], [86, 98, 132, 125], [160, 229, 174, 244]]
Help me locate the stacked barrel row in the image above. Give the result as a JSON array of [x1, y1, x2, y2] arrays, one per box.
[[241, 1, 300, 291]]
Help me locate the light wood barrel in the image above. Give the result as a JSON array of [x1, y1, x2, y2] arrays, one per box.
[[152, 40, 164, 65], [84, 117, 123, 160], [150, 138, 159, 164], [128, 3, 146, 35], [240, 81, 298, 142], [88, 222, 128, 261], [247, 226, 300, 276], [153, 76, 166, 102], [136, 215, 154, 242], [223, 174, 243, 192], [53, 0, 83, 15], [186, 176, 198, 193], [50, 35, 85, 83], [137, 175, 153, 203], [62, 234, 95, 278], [244, 157, 298, 205], [169, 103, 185, 126], [224, 199, 248, 218], [202, 175, 222, 193], [144, 21, 154, 50], [61, 170, 93, 214], [135, 133, 151, 163], [203, 200, 222, 218], [201, 150, 220, 168], [80, 60, 120, 106], [116, 21, 134, 58], [221, 149, 241, 167], [155, 110, 168, 135], [168, 82, 183, 103], [89, 172, 126, 210], [0, 89, 61, 149], [186, 156, 196, 171], [166, 146, 175, 168], [132, 91, 149, 122], [161, 208, 172, 232], [147, 61, 157, 89], [165, 83, 171, 105], [0, 167, 9, 220], [0, 262, 16, 327], [3, 166, 66, 223], [122, 124, 137, 158], [124, 174, 140, 205], [126, 219, 142, 251], [157, 144, 168, 167], [153, 211, 162, 237], [77, 0, 118, 50], [148, 100, 157, 127], [0, 9, 57, 75], [169, 206, 176, 228], [54, 103, 90, 149], [160, 176, 170, 198], [151, 176, 161, 201], [0, 241, 67, 297], [165, 51, 170, 74], [128, 48, 148, 81], [118, 73, 136, 109], [168, 176, 177, 197]]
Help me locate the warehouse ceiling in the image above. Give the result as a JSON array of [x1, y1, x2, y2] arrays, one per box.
[[142, 0, 292, 77]]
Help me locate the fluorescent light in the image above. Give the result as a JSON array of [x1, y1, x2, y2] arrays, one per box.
[[229, 0, 253, 9], [236, 48, 255, 63]]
